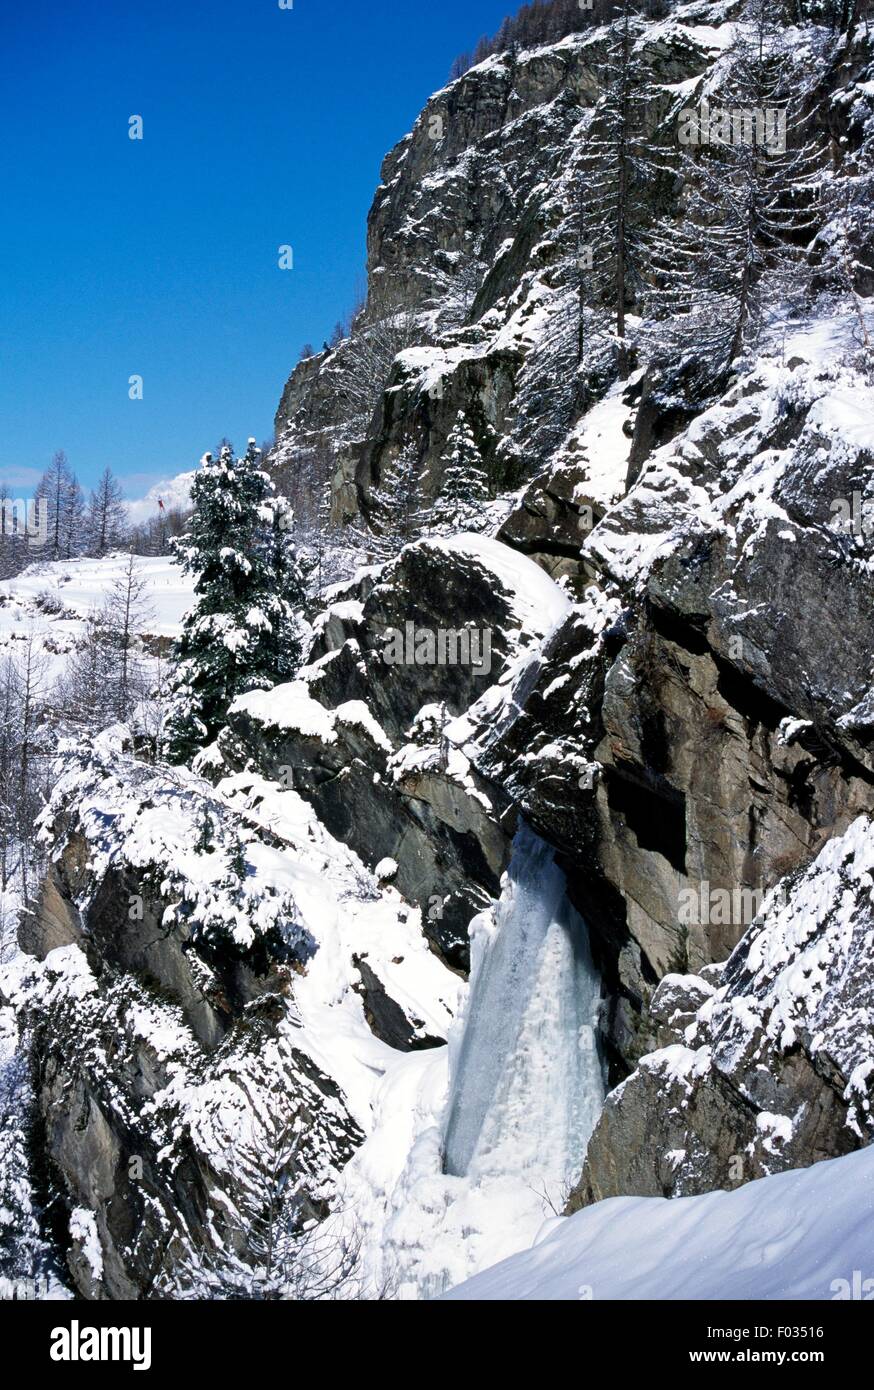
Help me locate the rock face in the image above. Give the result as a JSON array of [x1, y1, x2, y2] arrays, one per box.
[[570, 814, 874, 1207], [470, 350, 874, 1080], [0, 735, 460, 1297], [270, 20, 713, 530], [223, 534, 571, 968], [265, 0, 874, 1113], [263, 2, 874, 1180]]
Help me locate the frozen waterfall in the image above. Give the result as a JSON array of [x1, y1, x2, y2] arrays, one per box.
[[443, 821, 606, 1197]]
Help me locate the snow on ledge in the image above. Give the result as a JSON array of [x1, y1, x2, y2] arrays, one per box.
[[424, 534, 572, 639], [232, 682, 392, 751]]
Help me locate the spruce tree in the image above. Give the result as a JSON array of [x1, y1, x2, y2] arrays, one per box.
[[166, 440, 307, 764], [432, 412, 490, 533], [371, 443, 424, 555]]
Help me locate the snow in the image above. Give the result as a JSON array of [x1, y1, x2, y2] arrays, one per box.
[[444, 1142, 874, 1301], [0, 553, 194, 686], [69, 1207, 104, 1283], [585, 308, 874, 592], [425, 534, 572, 639], [231, 682, 392, 752], [563, 379, 635, 511]]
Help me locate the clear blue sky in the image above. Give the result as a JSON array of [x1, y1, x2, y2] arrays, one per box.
[[0, 0, 514, 503]]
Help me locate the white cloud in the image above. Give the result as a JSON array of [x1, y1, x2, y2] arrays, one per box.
[[125, 471, 195, 526]]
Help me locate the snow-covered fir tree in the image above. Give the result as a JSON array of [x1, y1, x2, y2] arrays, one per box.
[[166, 440, 307, 764], [371, 442, 425, 555], [431, 412, 490, 533]]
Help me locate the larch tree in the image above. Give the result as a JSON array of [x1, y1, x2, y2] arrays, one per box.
[[578, 0, 670, 374], [648, 0, 825, 379], [86, 468, 128, 556], [35, 451, 76, 560], [60, 473, 86, 559]]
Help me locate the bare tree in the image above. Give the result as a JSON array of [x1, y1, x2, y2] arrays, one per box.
[[182, 1107, 362, 1300], [342, 297, 421, 427], [103, 555, 155, 723], [35, 451, 76, 560], [86, 467, 128, 557]]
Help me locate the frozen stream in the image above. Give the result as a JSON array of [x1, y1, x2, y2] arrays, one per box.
[[443, 821, 606, 1197]]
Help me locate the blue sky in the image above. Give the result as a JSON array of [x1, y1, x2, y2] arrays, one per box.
[[0, 0, 514, 504]]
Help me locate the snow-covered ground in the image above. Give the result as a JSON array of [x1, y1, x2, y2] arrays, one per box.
[[444, 1143, 874, 1301], [0, 554, 193, 644]]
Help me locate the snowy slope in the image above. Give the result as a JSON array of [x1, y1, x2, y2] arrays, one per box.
[[444, 1143, 874, 1301], [126, 471, 195, 526], [0, 554, 193, 644]]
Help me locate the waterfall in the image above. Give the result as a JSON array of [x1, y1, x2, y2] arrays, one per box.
[[443, 821, 605, 1198]]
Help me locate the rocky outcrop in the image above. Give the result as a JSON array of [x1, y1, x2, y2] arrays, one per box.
[[223, 534, 569, 967], [270, 21, 716, 524], [0, 735, 459, 1297], [569, 814, 874, 1208], [466, 349, 874, 1080]]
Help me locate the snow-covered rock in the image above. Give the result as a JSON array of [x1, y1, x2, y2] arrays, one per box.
[[0, 739, 462, 1297], [570, 815, 874, 1207]]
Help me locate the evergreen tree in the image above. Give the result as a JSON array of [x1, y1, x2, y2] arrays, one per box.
[[371, 443, 425, 554], [166, 441, 307, 765], [432, 412, 490, 533]]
